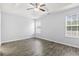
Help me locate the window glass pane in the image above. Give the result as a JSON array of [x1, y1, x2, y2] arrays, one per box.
[[78, 20, 79, 25], [78, 26, 79, 31], [78, 14, 79, 25], [72, 15, 77, 25], [72, 20, 77, 25], [67, 26, 71, 31], [67, 16, 71, 25], [67, 21, 71, 25], [72, 26, 77, 31], [72, 15, 77, 20]]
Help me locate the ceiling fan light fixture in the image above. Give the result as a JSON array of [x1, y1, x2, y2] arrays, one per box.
[[34, 8, 39, 11]]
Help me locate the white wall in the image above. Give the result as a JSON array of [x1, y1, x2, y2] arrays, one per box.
[[1, 12, 34, 43], [0, 10, 1, 45], [37, 6, 79, 48]]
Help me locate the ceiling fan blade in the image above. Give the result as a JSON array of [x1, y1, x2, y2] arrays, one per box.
[[39, 8, 46, 12], [40, 4, 46, 7], [26, 8, 34, 10], [30, 3, 35, 6]]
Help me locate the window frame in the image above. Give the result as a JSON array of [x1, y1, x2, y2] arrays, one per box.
[[65, 14, 79, 38]]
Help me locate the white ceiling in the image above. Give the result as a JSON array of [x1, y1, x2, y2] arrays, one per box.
[[0, 3, 79, 19]]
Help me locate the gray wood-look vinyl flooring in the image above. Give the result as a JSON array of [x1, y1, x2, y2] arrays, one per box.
[[1, 38, 79, 56]]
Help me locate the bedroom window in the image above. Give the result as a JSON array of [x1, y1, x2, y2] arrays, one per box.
[[65, 14, 79, 38]]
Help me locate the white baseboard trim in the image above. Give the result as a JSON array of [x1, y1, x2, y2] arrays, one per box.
[[37, 36, 79, 49], [2, 35, 79, 49], [1, 36, 32, 44]]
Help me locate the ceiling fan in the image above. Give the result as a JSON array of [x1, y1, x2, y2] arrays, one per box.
[[26, 3, 47, 12]]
